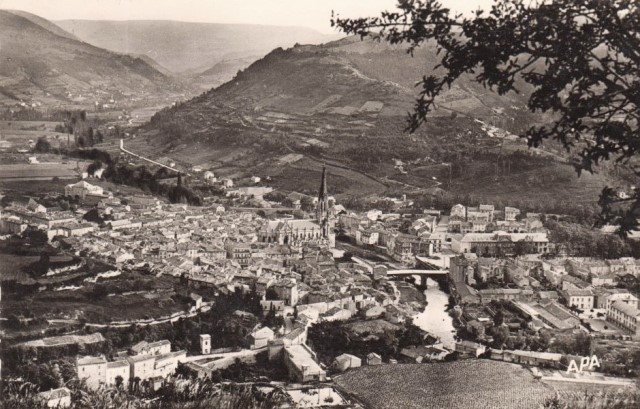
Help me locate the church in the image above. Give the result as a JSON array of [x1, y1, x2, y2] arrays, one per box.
[[259, 165, 336, 248]]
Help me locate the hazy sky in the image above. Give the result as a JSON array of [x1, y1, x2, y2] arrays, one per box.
[[0, 0, 495, 33]]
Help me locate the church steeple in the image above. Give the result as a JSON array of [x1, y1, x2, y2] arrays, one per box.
[[318, 164, 327, 203], [316, 164, 329, 237]]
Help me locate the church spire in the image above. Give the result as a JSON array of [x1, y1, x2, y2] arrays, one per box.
[[316, 164, 329, 237], [318, 164, 327, 202]]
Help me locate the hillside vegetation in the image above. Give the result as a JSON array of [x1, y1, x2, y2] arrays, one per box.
[[136, 37, 626, 206], [0, 10, 171, 106]]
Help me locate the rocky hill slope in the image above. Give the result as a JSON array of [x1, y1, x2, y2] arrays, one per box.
[[0, 10, 172, 107], [133, 37, 623, 207]]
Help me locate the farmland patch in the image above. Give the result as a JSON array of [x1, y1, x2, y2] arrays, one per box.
[[335, 360, 554, 409]]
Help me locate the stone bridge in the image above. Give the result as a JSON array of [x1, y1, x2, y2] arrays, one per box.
[[387, 269, 448, 286]]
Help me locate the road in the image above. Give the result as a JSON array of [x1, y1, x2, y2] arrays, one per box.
[[119, 139, 189, 175], [182, 347, 267, 364]]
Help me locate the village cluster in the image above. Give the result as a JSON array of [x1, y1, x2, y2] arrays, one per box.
[[2, 168, 640, 407]]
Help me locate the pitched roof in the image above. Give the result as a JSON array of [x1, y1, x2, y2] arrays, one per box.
[[611, 300, 640, 317], [77, 356, 106, 366]]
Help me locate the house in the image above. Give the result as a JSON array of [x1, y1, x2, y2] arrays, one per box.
[[149, 376, 165, 391], [366, 352, 382, 365], [261, 300, 286, 315], [200, 334, 211, 354], [363, 305, 385, 319], [455, 341, 486, 357], [203, 171, 215, 180], [321, 307, 352, 322], [37, 387, 71, 408], [226, 242, 252, 267], [355, 228, 380, 246], [127, 354, 156, 381], [591, 274, 617, 287], [284, 344, 326, 383], [531, 302, 581, 330], [332, 353, 362, 372], [249, 327, 275, 349], [451, 204, 466, 219], [423, 346, 449, 361], [153, 351, 187, 378], [561, 288, 594, 310], [459, 232, 550, 255], [283, 327, 306, 346], [607, 300, 640, 339], [130, 340, 171, 356], [492, 349, 563, 369], [605, 292, 639, 310], [190, 293, 203, 309], [64, 181, 110, 201], [76, 356, 107, 390], [400, 346, 428, 363], [400, 345, 448, 363], [272, 280, 300, 307], [106, 359, 130, 386], [504, 207, 520, 221], [61, 223, 96, 237], [27, 198, 46, 213]]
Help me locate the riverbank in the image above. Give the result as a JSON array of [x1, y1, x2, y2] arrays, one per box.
[[396, 280, 427, 305]]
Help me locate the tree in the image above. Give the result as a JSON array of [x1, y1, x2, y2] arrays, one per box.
[[493, 309, 505, 327], [491, 325, 509, 349], [83, 208, 104, 225], [513, 240, 537, 256], [265, 288, 279, 301], [32, 252, 50, 276], [300, 196, 314, 212], [23, 227, 48, 245], [85, 126, 95, 147], [34, 136, 51, 153], [87, 160, 103, 176], [333, 0, 640, 233]]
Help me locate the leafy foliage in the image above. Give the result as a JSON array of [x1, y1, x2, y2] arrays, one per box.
[[34, 136, 52, 153]]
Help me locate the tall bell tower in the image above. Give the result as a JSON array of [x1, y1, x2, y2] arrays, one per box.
[[316, 164, 335, 247]]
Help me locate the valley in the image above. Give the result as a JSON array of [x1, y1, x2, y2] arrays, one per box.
[[1, 4, 639, 409]]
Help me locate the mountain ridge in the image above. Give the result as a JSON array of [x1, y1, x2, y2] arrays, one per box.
[[132, 36, 621, 207], [54, 19, 342, 75], [0, 10, 174, 107]]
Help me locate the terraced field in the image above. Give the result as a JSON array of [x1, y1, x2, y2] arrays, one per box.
[[335, 360, 555, 409]]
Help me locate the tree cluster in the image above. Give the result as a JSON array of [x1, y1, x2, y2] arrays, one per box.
[[545, 219, 635, 258]]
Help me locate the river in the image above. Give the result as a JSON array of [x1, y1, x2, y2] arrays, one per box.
[[412, 277, 456, 349]]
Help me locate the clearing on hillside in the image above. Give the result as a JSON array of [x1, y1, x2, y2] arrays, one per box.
[[334, 360, 554, 409]]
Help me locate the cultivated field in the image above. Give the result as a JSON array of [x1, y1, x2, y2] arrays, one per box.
[[0, 162, 81, 180], [0, 120, 68, 149], [334, 360, 555, 409], [0, 178, 72, 202]]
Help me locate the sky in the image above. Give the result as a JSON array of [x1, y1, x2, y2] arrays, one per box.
[[0, 0, 495, 34]]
